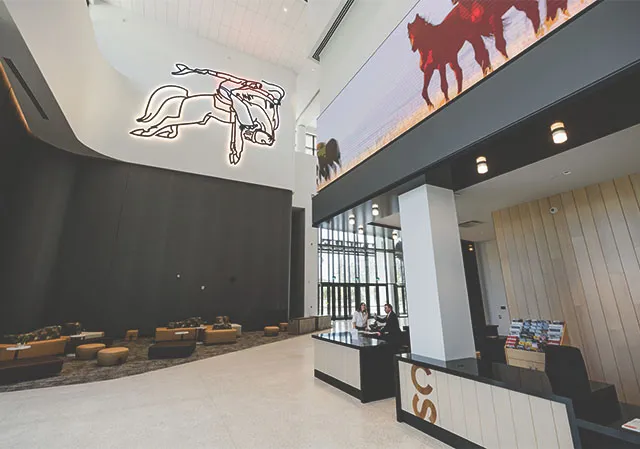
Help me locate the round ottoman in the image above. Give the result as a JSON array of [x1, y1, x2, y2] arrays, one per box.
[[76, 343, 106, 360], [97, 347, 129, 366], [279, 322, 288, 332], [264, 326, 279, 337]]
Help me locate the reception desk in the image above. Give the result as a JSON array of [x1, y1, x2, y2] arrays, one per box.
[[312, 332, 400, 403], [395, 353, 640, 449]]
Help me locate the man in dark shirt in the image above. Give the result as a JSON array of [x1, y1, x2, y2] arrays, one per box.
[[374, 303, 400, 337]]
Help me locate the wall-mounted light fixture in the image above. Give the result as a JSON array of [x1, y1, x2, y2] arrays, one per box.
[[468, 244, 474, 252], [392, 230, 399, 240], [348, 215, 356, 226], [358, 226, 364, 235], [476, 156, 488, 174], [372, 204, 380, 216], [551, 121, 568, 144]]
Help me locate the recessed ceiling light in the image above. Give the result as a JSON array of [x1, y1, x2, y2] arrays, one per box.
[[562, 170, 572, 175], [283, 7, 288, 12], [476, 156, 488, 174], [551, 121, 568, 144]]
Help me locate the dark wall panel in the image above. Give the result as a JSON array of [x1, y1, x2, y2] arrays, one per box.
[[51, 159, 292, 336]]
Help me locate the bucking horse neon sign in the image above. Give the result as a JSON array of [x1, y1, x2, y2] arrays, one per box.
[[130, 64, 285, 165]]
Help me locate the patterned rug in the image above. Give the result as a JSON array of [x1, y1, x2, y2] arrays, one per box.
[[0, 331, 293, 393]]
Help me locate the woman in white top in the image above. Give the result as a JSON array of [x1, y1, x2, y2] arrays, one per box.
[[352, 302, 369, 330]]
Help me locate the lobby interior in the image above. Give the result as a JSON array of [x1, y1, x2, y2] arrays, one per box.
[[1, 1, 640, 448]]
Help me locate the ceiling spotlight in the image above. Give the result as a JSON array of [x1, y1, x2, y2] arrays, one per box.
[[372, 204, 380, 216], [348, 215, 356, 226], [476, 156, 488, 174], [562, 170, 572, 175], [551, 121, 567, 144], [283, 6, 288, 12], [358, 226, 364, 235]]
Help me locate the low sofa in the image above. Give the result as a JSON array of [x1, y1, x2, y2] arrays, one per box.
[[203, 329, 236, 345], [0, 337, 69, 362], [155, 317, 205, 342], [0, 357, 64, 385]]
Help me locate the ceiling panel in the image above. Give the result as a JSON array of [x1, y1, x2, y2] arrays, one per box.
[[101, 0, 338, 73]]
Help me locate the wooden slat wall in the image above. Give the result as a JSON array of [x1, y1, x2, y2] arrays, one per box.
[[493, 174, 640, 405]]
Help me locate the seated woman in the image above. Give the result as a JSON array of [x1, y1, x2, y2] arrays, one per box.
[[352, 302, 369, 331]]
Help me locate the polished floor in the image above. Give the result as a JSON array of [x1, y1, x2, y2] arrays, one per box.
[[0, 332, 450, 449]]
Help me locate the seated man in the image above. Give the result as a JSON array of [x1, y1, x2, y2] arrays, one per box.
[[373, 303, 400, 338]]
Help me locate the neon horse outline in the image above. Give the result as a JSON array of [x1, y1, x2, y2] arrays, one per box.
[[130, 63, 285, 165]]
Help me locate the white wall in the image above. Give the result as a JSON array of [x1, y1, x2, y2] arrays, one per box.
[[293, 151, 319, 316], [4, 0, 295, 191], [477, 240, 511, 335], [318, 0, 419, 110]]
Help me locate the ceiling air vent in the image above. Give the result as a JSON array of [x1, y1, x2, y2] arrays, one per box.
[[311, 0, 355, 61], [458, 220, 483, 228], [2, 57, 48, 120]]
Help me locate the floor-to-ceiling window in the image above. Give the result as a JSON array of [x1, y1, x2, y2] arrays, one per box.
[[318, 226, 407, 319]]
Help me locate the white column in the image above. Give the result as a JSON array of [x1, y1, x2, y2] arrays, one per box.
[[398, 184, 475, 361], [296, 125, 307, 153]]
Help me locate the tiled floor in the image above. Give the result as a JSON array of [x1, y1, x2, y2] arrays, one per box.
[[0, 331, 450, 449]]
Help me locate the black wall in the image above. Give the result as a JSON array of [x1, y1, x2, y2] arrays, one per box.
[[0, 81, 293, 337], [313, 1, 640, 223], [461, 241, 486, 351], [289, 208, 305, 319]]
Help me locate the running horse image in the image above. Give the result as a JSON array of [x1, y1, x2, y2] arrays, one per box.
[[408, 0, 540, 109], [130, 64, 285, 165], [316, 138, 341, 184]]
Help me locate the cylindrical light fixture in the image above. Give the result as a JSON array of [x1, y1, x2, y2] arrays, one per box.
[[392, 230, 399, 240], [358, 225, 364, 235], [348, 215, 356, 226], [476, 156, 488, 174], [551, 121, 567, 144], [372, 204, 379, 216]]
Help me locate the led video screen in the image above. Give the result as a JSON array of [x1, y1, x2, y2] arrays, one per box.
[[316, 0, 597, 190]]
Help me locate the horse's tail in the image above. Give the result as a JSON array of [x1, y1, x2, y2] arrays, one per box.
[[136, 85, 189, 123]]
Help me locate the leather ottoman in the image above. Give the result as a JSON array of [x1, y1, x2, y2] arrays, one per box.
[[0, 356, 63, 385], [97, 347, 129, 366], [148, 341, 196, 359], [203, 329, 236, 345], [264, 326, 279, 337], [76, 343, 106, 360]]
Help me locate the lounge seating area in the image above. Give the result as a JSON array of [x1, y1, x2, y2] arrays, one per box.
[[0, 317, 294, 392]]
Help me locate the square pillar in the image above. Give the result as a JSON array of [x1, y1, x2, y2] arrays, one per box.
[[399, 184, 475, 360]]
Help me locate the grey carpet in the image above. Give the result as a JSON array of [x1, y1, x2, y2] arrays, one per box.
[[0, 331, 293, 393]]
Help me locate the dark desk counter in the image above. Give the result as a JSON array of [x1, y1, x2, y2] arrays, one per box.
[[312, 331, 391, 349], [396, 353, 640, 449], [313, 332, 401, 403]]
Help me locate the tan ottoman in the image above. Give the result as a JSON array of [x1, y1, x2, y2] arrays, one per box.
[[264, 326, 279, 337], [231, 323, 242, 337], [125, 329, 139, 341], [76, 343, 106, 360], [97, 347, 129, 366], [279, 322, 288, 332], [204, 329, 237, 345]]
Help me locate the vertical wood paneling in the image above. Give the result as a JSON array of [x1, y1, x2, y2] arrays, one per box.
[[494, 211, 518, 319], [510, 206, 540, 317], [519, 203, 552, 320], [494, 174, 640, 404]]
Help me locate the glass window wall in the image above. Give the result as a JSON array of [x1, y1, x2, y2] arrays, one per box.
[[317, 226, 407, 320]]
